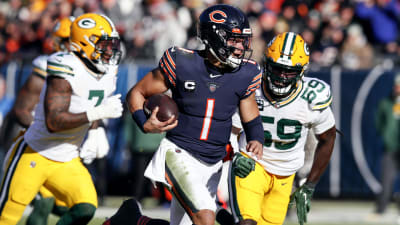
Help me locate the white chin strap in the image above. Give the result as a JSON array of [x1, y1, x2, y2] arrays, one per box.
[[226, 55, 241, 68], [209, 47, 241, 68]]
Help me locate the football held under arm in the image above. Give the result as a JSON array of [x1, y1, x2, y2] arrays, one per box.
[[127, 68, 176, 133]]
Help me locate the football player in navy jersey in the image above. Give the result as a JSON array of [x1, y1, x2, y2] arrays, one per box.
[[105, 4, 264, 225]]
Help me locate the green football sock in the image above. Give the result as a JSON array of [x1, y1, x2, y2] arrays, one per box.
[[56, 203, 96, 225], [52, 204, 69, 217], [26, 197, 55, 225]]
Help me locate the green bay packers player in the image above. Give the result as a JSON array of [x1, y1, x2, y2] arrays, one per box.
[[228, 32, 336, 225], [8, 17, 74, 225], [0, 13, 123, 225]]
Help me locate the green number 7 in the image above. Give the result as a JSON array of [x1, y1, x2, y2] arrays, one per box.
[[89, 90, 104, 106]]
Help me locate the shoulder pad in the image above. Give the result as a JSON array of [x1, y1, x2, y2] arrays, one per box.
[[32, 55, 48, 71], [242, 59, 262, 73], [302, 77, 332, 111], [32, 55, 49, 78], [46, 52, 75, 78]]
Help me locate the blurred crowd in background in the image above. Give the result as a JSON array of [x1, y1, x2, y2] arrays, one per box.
[[0, 0, 400, 70]]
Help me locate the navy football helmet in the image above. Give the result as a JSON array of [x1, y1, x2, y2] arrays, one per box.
[[198, 4, 252, 68]]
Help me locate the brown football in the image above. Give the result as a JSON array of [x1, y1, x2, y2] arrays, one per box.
[[143, 94, 179, 122]]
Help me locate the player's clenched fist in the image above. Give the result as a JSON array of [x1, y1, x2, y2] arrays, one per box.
[[86, 94, 123, 122]]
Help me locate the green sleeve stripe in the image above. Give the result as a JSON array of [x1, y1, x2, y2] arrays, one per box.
[[316, 94, 332, 106], [47, 61, 73, 71], [47, 69, 74, 77], [312, 95, 332, 110], [32, 72, 46, 79]]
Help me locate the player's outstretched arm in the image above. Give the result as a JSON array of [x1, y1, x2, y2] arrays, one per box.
[[126, 68, 177, 133], [12, 74, 45, 128], [238, 93, 263, 159]]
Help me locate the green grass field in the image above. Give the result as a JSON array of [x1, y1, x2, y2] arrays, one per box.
[[15, 198, 399, 225], [15, 217, 392, 225]]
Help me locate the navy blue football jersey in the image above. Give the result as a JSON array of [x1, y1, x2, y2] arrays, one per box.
[[159, 47, 261, 163]]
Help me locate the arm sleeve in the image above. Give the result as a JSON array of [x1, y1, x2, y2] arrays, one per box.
[[312, 107, 336, 135], [32, 55, 48, 79], [46, 54, 75, 86], [241, 70, 262, 99], [158, 47, 177, 89]]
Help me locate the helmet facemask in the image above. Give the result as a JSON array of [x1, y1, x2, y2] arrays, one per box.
[[85, 34, 122, 73], [264, 58, 304, 98], [204, 26, 253, 68]]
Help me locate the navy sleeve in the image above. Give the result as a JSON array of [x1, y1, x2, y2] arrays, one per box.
[[158, 47, 177, 89], [240, 60, 262, 99]]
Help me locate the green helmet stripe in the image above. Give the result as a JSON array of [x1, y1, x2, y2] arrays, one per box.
[[288, 33, 297, 59], [281, 32, 296, 60]]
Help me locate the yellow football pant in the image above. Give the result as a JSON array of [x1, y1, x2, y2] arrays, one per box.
[[229, 156, 295, 225], [39, 186, 67, 207], [0, 137, 97, 225]]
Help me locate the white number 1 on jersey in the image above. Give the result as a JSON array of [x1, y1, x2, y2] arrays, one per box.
[[200, 98, 215, 140]]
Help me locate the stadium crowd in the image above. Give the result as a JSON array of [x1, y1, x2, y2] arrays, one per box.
[[0, 0, 399, 69]]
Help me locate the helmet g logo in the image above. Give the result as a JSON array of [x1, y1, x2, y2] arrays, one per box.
[[78, 18, 96, 29], [304, 43, 310, 56], [209, 10, 227, 23]]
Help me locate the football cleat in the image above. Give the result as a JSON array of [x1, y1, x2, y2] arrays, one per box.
[[103, 198, 143, 225]]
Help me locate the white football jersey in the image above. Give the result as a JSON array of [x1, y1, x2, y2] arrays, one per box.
[[238, 77, 335, 176], [31, 55, 49, 78], [25, 52, 118, 162]]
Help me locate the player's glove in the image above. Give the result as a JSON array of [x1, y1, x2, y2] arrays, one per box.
[[290, 182, 315, 225], [94, 127, 110, 158], [86, 94, 123, 122], [232, 153, 255, 178], [80, 127, 110, 164]]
